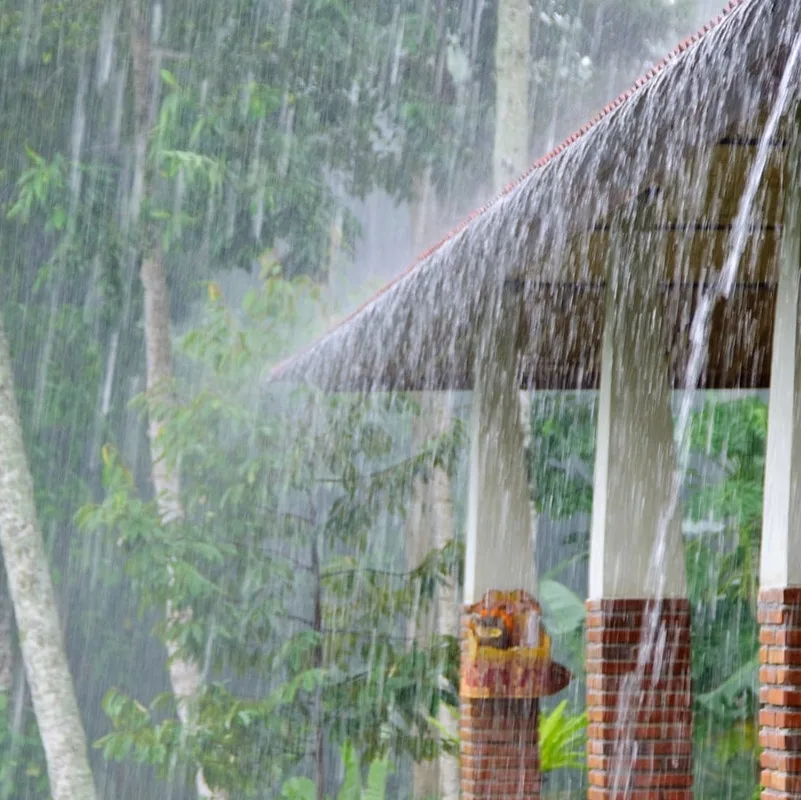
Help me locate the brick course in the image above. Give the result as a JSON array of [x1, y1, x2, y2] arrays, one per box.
[[459, 595, 558, 800], [585, 598, 693, 799], [460, 697, 541, 799], [759, 588, 801, 800]]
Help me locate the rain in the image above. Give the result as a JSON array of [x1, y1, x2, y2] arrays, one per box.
[[0, 0, 799, 798]]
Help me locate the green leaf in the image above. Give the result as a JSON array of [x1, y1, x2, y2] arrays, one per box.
[[697, 655, 758, 718], [539, 578, 586, 636], [363, 757, 390, 800], [51, 206, 67, 230], [539, 700, 587, 772], [336, 741, 361, 800], [281, 777, 317, 800], [160, 69, 178, 88]]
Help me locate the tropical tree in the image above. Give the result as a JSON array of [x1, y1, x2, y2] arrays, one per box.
[[0, 317, 96, 799], [78, 272, 463, 796]]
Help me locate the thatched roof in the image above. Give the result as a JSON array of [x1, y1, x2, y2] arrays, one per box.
[[273, 0, 801, 391]]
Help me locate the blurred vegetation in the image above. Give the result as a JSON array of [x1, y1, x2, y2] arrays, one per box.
[[531, 393, 766, 799]]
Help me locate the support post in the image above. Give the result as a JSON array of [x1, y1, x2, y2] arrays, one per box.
[[586, 264, 693, 799], [460, 322, 541, 800], [464, 329, 536, 605], [758, 137, 801, 800]]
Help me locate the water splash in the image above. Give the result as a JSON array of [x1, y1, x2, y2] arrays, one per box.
[[609, 28, 801, 797]]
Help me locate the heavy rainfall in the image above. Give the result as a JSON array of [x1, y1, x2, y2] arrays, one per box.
[[0, 0, 798, 798]]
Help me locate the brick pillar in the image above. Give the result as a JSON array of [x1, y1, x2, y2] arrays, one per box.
[[460, 697, 541, 799], [759, 588, 801, 799], [460, 591, 570, 800], [585, 598, 693, 800]]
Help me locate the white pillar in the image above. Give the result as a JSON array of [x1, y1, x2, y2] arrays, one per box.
[[464, 324, 535, 603], [760, 145, 801, 589], [589, 267, 686, 599], [757, 138, 801, 795]]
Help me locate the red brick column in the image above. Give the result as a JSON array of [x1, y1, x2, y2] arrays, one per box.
[[759, 588, 801, 799], [585, 598, 693, 800], [459, 590, 570, 799], [460, 697, 541, 799]]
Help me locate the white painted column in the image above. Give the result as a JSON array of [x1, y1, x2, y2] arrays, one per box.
[[757, 137, 801, 798], [464, 323, 535, 604], [585, 266, 694, 797], [588, 267, 686, 599], [760, 145, 801, 590]]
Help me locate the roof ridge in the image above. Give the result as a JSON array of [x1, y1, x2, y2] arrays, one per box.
[[271, 0, 747, 380]]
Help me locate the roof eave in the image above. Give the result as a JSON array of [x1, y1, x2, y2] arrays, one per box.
[[270, 0, 798, 392]]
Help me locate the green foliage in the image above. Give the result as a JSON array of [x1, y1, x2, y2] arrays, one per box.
[[684, 400, 766, 701], [0, 692, 49, 800], [685, 400, 766, 799], [280, 741, 391, 800], [4, 0, 468, 289], [538, 700, 587, 773], [697, 656, 758, 722], [685, 398, 766, 609], [78, 272, 463, 794], [7, 148, 67, 232], [531, 394, 596, 522], [96, 689, 177, 771], [538, 578, 586, 638]]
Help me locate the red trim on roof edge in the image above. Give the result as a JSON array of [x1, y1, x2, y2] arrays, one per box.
[[271, 0, 746, 380]]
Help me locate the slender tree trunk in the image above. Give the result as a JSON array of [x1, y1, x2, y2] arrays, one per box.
[[140, 255, 181, 523], [493, 0, 531, 191], [494, 0, 538, 571], [408, 159, 461, 798], [128, 1, 151, 228], [406, 394, 439, 799], [0, 318, 96, 800], [311, 540, 325, 800], [409, 167, 435, 255], [130, 5, 224, 795], [406, 392, 461, 800], [429, 396, 460, 800], [0, 566, 12, 695], [141, 255, 224, 800]]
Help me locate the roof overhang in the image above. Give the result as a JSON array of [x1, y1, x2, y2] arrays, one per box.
[[272, 0, 801, 392]]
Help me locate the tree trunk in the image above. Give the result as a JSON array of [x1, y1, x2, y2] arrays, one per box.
[[140, 255, 225, 800], [429, 396, 460, 800], [406, 394, 439, 799], [310, 539, 325, 800], [409, 167, 436, 255], [0, 318, 96, 800], [406, 392, 461, 800], [494, 0, 538, 576], [493, 0, 530, 192], [408, 160, 461, 798], [0, 565, 12, 695], [130, 6, 224, 794]]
